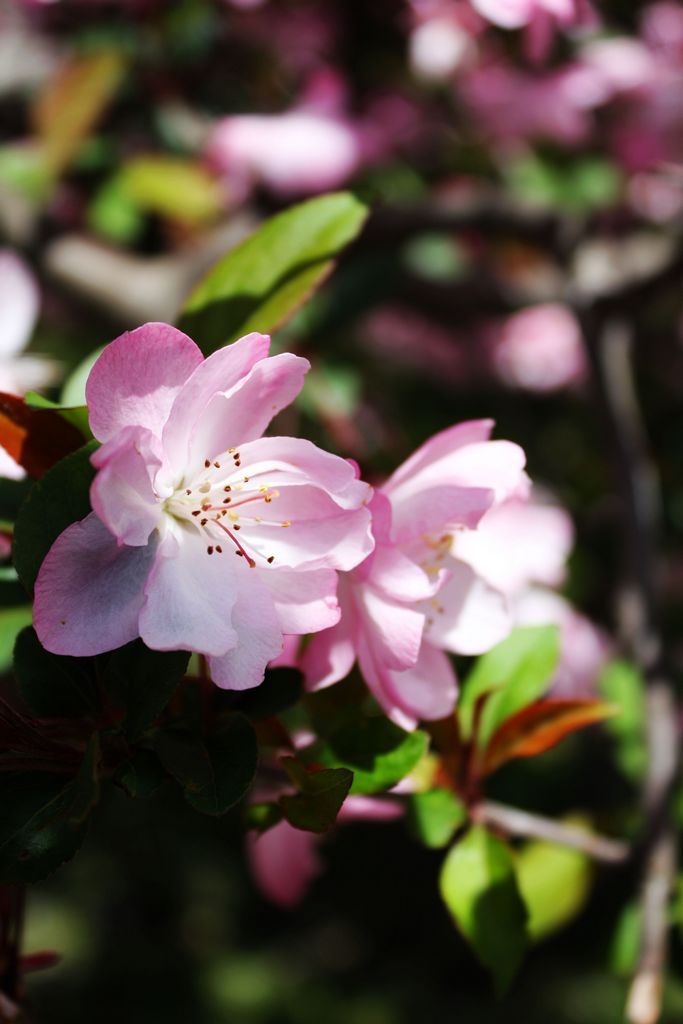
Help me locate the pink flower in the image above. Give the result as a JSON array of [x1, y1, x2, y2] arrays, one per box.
[[471, 0, 576, 30], [33, 324, 373, 690], [457, 493, 609, 695], [303, 420, 527, 728], [0, 250, 58, 480], [248, 796, 402, 908], [207, 110, 364, 198], [488, 303, 587, 393]]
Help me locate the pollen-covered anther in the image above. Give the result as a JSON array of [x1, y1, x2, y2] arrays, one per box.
[[281, 520, 291, 527]]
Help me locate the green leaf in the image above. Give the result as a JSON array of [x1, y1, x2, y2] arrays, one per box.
[[178, 192, 368, 353], [14, 626, 99, 718], [117, 155, 224, 225], [599, 660, 647, 782], [13, 440, 98, 594], [439, 826, 528, 994], [0, 735, 100, 883], [314, 718, 428, 796], [609, 902, 642, 976], [105, 640, 190, 741], [516, 832, 592, 941], [244, 802, 284, 834], [229, 667, 303, 721], [24, 392, 92, 439], [88, 175, 144, 244], [155, 714, 257, 816], [458, 626, 560, 746], [0, 606, 33, 674], [408, 788, 467, 848], [60, 347, 105, 407], [115, 749, 167, 799], [280, 762, 353, 833]]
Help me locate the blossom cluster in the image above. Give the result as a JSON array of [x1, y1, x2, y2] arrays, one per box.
[[32, 324, 603, 725]]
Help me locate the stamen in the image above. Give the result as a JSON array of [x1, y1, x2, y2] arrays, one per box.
[[267, 556, 274, 564], [212, 517, 256, 568], [207, 546, 214, 555], [204, 459, 211, 468]]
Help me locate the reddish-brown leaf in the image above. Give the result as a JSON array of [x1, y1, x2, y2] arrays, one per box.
[[0, 393, 84, 478], [481, 699, 616, 776]]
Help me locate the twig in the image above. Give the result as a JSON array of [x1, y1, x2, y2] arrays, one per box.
[[472, 800, 629, 863], [579, 315, 680, 1024]]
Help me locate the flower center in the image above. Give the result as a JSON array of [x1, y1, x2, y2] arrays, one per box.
[[163, 447, 290, 567]]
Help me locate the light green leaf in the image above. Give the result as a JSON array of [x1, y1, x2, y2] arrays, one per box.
[[178, 192, 368, 353], [440, 825, 528, 993], [516, 831, 592, 941], [117, 155, 224, 225], [599, 660, 647, 782], [314, 718, 428, 796], [458, 625, 560, 745], [0, 607, 33, 674], [60, 347, 105, 407], [408, 788, 467, 848]]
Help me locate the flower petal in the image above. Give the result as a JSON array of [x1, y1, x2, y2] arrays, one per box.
[[384, 419, 494, 494], [33, 512, 157, 656], [238, 484, 373, 571], [90, 426, 164, 546], [454, 499, 573, 595], [357, 584, 425, 671], [264, 567, 340, 634], [208, 572, 283, 690], [237, 437, 371, 510], [389, 483, 494, 544], [86, 323, 203, 442], [358, 636, 458, 728], [424, 557, 512, 655], [248, 819, 321, 908], [138, 530, 239, 656], [184, 353, 309, 474], [160, 332, 270, 474], [302, 578, 357, 690], [0, 250, 39, 358]]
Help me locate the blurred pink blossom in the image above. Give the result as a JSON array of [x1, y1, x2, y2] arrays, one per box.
[[488, 303, 587, 393], [248, 796, 403, 908]]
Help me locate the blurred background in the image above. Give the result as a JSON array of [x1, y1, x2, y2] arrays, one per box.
[[1, 0, 682, 1019]]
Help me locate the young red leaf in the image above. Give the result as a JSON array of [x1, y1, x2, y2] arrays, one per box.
[[0, 393, 85, 478], [481, 699, 616, 777]]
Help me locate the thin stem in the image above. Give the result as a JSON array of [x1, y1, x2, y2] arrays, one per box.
[[472, 801, 629, 863]]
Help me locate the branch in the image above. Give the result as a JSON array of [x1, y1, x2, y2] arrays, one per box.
[[472, 800, 629, 863], [578, 316, 680, 1024]]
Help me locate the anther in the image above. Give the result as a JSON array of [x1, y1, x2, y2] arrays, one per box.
[[216, 545, 222, 553], [228, 447, 236, 453], [192, 510, 201, 517], [281, 521, 291, 527], [214, 461, 221, 468], [204, 459, 211, 468], [223, 485, 231, 492], [200, 518, 208, 526], [223, 497, 231, 504], [233, 524, 241, 531], [207, 546, 214, 555], [185, 489, 192, 495], [267, 556, 274, 564]]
